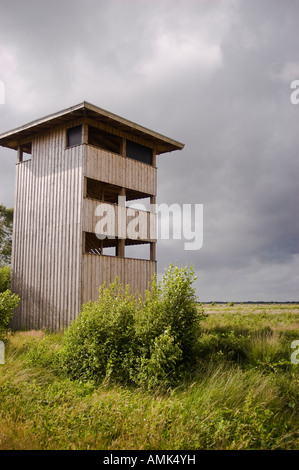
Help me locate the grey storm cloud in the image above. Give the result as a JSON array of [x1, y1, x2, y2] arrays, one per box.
[[0, 0, 298, 301]]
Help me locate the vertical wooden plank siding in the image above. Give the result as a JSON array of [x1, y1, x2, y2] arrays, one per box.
[[11, 128, 84, 330], [81, 146, 157, 307], [81, 254, 156, 304], [10, 130, 159, 331], [84, 146, 157, 196]]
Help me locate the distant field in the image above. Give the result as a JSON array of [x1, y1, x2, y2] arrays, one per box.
[[201, 302, 299, 333], [0, 303, 298, 450]]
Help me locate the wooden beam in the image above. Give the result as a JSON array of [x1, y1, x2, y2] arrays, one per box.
[[152, 148, 156, 167], [17, 145, 23, 163], [116, 238, 125, 257], [150, 242, 156, 262], [150, 195, 156, 260], [83, 177, 87, 198], [82, 123, 88, 144], [117, 187, 126, 256], [121, 138, 126, 157], [82, 232, 86, 254]]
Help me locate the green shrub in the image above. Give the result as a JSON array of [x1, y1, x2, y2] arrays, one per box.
[[60, 265, 204, 389], [132, 265, 205, 386], [132, 327, 183, 389], [0, 266, 11, 293], [0, 290, 19, 338], [59, 280, 137, 383]]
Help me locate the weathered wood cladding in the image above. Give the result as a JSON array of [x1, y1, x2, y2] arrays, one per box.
[[82, 198, 157, 242], [11, 128, 84, 330], [10, 134, 157, 330], [81, 254, 156, 304], [0, 102, 184, 331], [84, 145, 157, 196]]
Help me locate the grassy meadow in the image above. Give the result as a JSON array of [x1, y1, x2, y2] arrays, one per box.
[[0, 303, 298, 450]]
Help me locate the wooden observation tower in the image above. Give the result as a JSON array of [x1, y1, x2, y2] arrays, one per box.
[[0, 102, 184, 330]]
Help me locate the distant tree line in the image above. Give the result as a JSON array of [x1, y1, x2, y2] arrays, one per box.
[[0, 204, 13, 266], [0, 204, 13, 293], [0, 204, 19, 334]]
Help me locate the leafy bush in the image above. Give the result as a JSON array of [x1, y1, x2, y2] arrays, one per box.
[[59, 280, 137, 383], [0, 266, 11, 293], [0, 290, 19, 338], [131, 265, 205, 386], [60, 265, 204, 389], [0, 204, 13, 266]]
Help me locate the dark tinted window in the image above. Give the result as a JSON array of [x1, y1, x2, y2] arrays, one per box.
[[126, 140, 153, 165], [67, 125, 82, 147]]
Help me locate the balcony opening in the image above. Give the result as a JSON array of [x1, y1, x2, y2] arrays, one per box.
[[85, 178, 121, 204], [84, 232, 117, 256], [86, 178, 105, 202], [84, 232, 154, 261], [126, 196, 151, 212], [88, 126, 122, 155], [85, 178, 152, 206], [125, 241, 151, 260]]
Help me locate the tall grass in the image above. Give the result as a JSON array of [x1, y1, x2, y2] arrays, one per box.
[[0, 303, 298, 450]]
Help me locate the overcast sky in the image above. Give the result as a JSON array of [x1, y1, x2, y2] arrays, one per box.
[[0, 0, 298, 301]]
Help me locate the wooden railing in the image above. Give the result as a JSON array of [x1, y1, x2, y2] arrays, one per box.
[[82, 198, 157, 242], [84, 145, 156, 196]]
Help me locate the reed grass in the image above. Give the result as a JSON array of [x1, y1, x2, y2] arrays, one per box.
[[0, 303, 298, 450]]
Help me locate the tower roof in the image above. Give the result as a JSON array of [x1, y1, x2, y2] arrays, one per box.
[[0, 101, 184, 155]]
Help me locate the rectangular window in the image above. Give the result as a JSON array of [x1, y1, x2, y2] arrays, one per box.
[[126, 140, 153, 165], [67, 125, 82, 147]]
